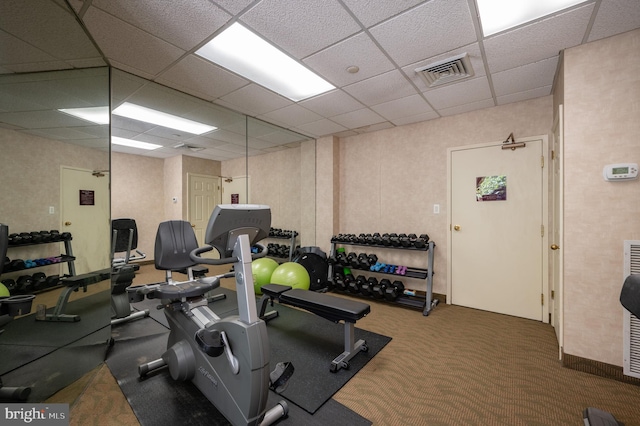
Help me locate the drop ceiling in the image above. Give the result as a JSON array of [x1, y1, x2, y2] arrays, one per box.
[[1, 0, 639, 161]]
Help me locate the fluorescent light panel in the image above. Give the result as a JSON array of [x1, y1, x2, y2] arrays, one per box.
[[477, 0, 588, 36], [58, 106, 110, 124], [196, 23, 334, 102], [112, 102, 217, 135], [111, 136, 162, 150]]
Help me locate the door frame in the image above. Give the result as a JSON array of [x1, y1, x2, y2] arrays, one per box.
[[551, 105, 564, 355], [446, 135, 550, 322]]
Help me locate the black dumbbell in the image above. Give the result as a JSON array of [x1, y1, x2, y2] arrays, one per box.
[[346, 252, 359, 268], [49, 230, 61, 241], [414, 237, 426, 248], [60, 232, 72, 241], [45, 275, 60, 288], [1, 279, 17, 293], [17, 275, 34, 293], [39, 230, 52, 242], [372, 279, 387, 299], [384, 280, 405, 301], [357, 253, 371, 269], [361, 277, 377, 297], [399, 236, 411, 247], [348, 275, 365, 294], [367, 254, 378, 266], [333, 272, 346, 292], [32, 272, 47, 291], [9, 259, 25, 271]]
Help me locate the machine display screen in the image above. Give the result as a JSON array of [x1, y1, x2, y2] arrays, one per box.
[[612, 167, 629, 175]]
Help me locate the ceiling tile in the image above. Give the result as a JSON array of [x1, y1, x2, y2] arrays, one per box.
[[83, 6, 185, 76], [342, 70, 418, 106], [423, 77, 493, 110], [341, 0, 426, 27], [303, 32, 396, 86], [330, 108, 385, 129], [212, 0, 255, 16], [239, 0, 361, 58], [294, 119, 348, 137], [156, 55, 249, 101], [370, 0, 477, 67], [90, 0, 230, 50], [496, 86, 553, 105], [391, 110, 439, 126], [371, 94, 434, 120], [484, 3, 595, 73], [299, 90, 364, 117], [0, 0, 101, 62], [492, 57, 558, 97], [259, 104, 323, 128], [438, 98, 495, 117], [588, 0, 640, 42], [218, 84, 292, 116]]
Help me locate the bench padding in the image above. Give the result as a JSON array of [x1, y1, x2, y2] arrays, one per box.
[[279, 288, 369, 323]]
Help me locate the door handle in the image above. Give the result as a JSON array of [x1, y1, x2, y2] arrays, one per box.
[[64, 221, 72, 226], [550, 244, 559, 250], [453, 225, 461, 231]]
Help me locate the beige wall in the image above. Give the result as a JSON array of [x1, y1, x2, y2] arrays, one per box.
[[561, 29, 640, 365], [331, 96, 553, 295], [111, 152, 165, 259], [0, 128, 109, 266]]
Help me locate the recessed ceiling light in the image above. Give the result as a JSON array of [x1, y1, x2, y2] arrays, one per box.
[[346, 66, 360, 74], [196, 23, 335, 102], [111, 136, 162, 150], [112, 102, 217, 135], [476, 0, 588, 36], [58, 106, 110, 125]]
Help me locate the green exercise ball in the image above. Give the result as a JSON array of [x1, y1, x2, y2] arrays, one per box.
[[270, 262, 310, 291], [0, 283, 10, 297], [252, 257, 279, 295]]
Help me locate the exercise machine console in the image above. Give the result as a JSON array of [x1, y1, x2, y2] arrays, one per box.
[[132, 205, 290, 426]]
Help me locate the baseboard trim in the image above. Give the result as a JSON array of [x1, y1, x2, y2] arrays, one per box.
[[562, 351, 640, 386]]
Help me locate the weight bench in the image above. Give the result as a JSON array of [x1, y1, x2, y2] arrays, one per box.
[[259, 283, 370, 372], [38, 268, 111, 322]]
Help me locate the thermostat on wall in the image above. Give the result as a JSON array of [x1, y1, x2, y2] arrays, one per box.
[[603, 163, 638, 181]]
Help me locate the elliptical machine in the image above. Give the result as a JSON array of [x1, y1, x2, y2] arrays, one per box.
[[131, 205, 292, 426]]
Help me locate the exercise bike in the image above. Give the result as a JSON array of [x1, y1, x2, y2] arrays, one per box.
[[131, 204, 292, 426]]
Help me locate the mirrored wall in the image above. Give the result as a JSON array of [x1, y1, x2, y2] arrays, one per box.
[[0, 67, 111, 401]]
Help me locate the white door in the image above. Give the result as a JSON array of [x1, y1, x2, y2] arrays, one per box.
[[449, 139, 546, 321], [222, 176, 250, 204], [61, 167, 110, 275], [188, 173, 221, 245], [551, 106, 564, 350]]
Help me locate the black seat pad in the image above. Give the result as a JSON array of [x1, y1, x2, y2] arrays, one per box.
[[279, 288, 370, 323]]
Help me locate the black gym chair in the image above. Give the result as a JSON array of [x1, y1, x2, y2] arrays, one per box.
[[110, 219, 149, 325], [583, 273, 640, 426]]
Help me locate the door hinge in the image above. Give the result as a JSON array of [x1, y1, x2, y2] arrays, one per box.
[[541, 293, 544, 305], [541, 225, 544, 237], [541, 156, 545, 168], [551, 290, 555, 299], [551, 150, 556, 160]]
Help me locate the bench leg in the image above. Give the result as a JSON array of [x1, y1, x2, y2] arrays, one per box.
[[258, 295, 279, 322], [330, 322, 368, 373]]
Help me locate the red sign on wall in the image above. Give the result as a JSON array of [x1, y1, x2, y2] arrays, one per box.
[[231, 194, 239, 204]]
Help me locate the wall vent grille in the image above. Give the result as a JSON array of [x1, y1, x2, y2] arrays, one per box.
[[623, 240, 640, 378], [415, 53, 474, 88]]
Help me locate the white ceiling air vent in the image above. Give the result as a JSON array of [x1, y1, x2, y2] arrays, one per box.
[[415, 53, 474, 88], [173, 143, 205, 152]]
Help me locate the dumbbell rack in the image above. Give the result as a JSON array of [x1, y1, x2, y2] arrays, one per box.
[[2, 235, 76, 294], [328, 239, 437, 316], [262, 228, 299, 262]]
